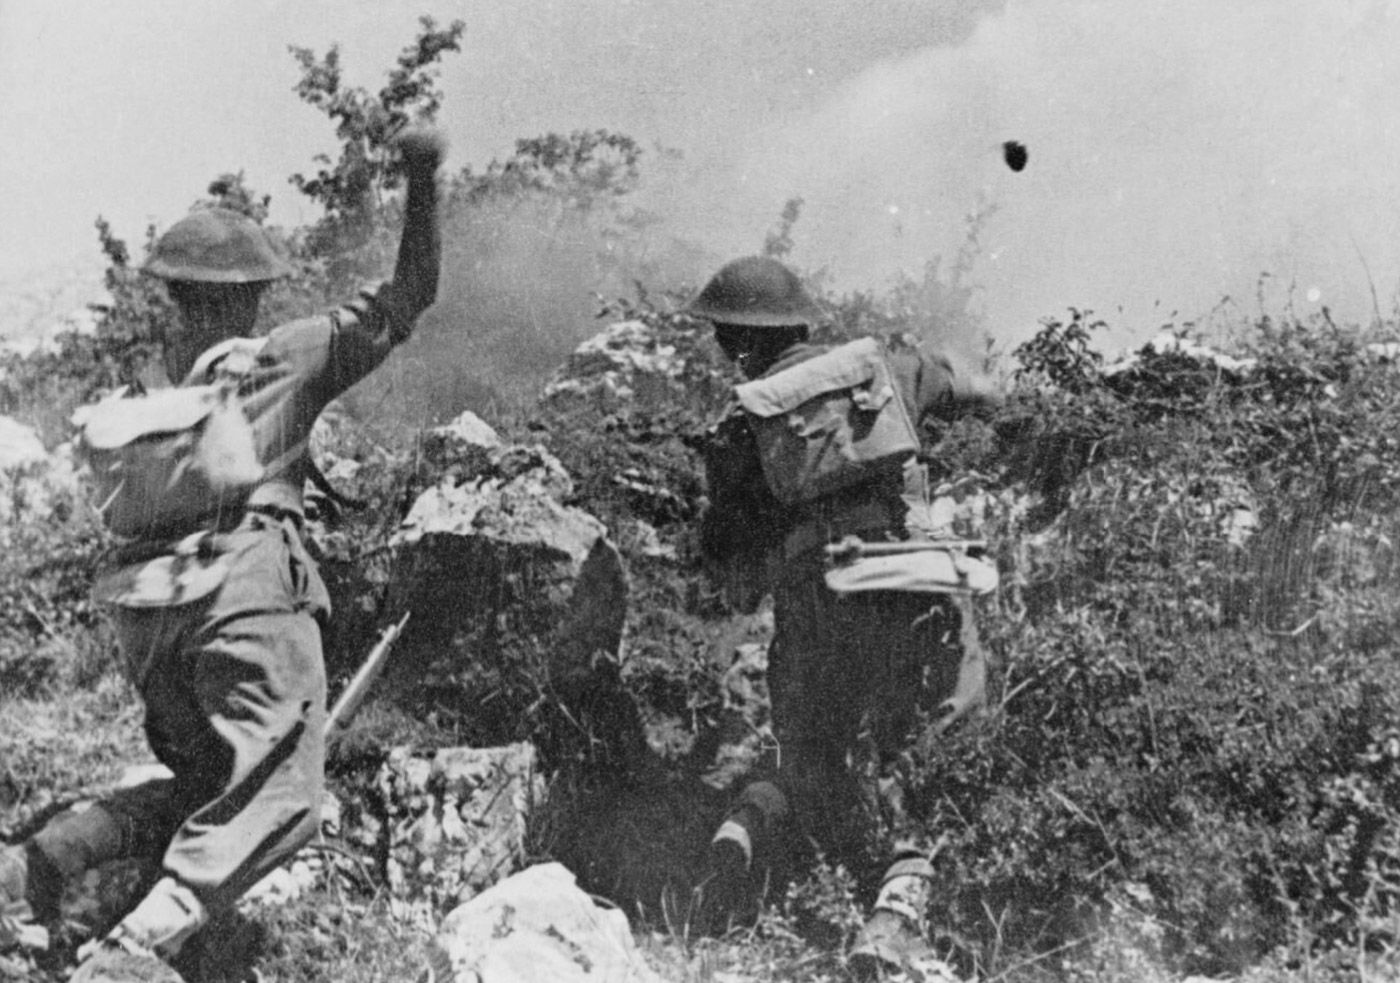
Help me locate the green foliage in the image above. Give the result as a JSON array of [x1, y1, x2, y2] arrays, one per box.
[[776, 857, 866, 953], [289, 16, 465, 222], [1013, 308, 1105, 394], [891, 313, 1400, 979], [762, 197, 804, 260], [250, 887, 435, 983], [0, 490, 110, 697], [463, 129, 646, 207], [196, 171, 272, 222], [286, 17, 465, 303]]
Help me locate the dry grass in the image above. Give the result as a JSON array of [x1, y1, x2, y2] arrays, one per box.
[[0, 669, 147, 838]]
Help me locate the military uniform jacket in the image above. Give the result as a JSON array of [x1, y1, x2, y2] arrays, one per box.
[[91, 284, 405, 609]]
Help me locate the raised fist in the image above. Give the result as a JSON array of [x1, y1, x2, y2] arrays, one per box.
[[396, 127, 447, 175]]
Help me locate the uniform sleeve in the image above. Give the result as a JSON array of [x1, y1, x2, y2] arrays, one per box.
[[888, 348, 957, 423], [263, 281, 414, 405], [889, 347, 1000, 424]]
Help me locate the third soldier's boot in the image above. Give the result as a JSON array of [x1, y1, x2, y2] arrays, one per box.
[[849, 854, 937, 980], [699, 780, 788, 934]]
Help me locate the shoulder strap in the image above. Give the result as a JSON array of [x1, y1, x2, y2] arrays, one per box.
[[184, 336, 269, 384]]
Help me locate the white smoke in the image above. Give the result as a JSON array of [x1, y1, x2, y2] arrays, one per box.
[[670, 0, 1400, 351]]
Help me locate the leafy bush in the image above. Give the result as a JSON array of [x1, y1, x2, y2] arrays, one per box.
[[890, 312, 1400, 978]]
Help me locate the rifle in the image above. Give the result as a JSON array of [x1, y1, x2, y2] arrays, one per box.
[[825, 535, 987, 563], [324, 612, 411, 747]]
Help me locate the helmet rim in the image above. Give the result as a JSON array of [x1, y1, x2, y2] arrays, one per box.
[[142, 208, 293, 284], [685, 255, 823, 329]]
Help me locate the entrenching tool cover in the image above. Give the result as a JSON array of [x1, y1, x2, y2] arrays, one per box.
[[824, 545, 999, 595]]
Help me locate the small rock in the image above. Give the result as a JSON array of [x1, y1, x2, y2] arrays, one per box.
[[541, 318, 690, 409], [425, 862, 661, 983]]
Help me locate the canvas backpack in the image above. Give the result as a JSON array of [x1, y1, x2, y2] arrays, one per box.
[[733, 336, 921, 506], [73, 376, 265, 540]]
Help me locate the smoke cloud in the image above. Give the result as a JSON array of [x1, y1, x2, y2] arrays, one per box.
[[6, 0, 1400, 369], [663, 0, 1400, 350], [357, 0, 1400, 424]]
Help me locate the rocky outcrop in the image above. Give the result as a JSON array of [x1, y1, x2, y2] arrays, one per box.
[[371, 412, 637, 763], [417, 409, 503, 478], [541, 319, 688, 407], [388, 439, 626, 689]]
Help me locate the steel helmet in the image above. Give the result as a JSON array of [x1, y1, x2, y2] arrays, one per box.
[[685, 256, 823, 328], [143, 208, 293, 283]]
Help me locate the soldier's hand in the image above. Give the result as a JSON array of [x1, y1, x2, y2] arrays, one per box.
[[396, 127, 447, 176]]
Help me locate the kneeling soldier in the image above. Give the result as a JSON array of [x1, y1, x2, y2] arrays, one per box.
[[1, 130, 445, 982]]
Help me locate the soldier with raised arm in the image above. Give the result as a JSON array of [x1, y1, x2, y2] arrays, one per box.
[[689, 256, 1000, 977], [0, 131, 445, 983]]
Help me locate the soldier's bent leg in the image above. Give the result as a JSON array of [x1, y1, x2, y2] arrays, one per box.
[[94, 524, 327, 959], [848, 591, 985, 976], [767, 574, 874, 864], [153, 606, 326, 917]]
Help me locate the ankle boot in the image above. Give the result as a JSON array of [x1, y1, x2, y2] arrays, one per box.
[[850, 856, 939, 979], [699, 781, 789, 933]]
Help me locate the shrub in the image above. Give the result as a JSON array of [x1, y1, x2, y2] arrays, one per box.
[[893, 312, 1400, 977]]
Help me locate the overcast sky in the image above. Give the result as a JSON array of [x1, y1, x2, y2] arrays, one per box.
[[2, 0, 1399, 350]]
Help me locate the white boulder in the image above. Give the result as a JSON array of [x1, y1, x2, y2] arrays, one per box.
[[423, 862, 660, 983]]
